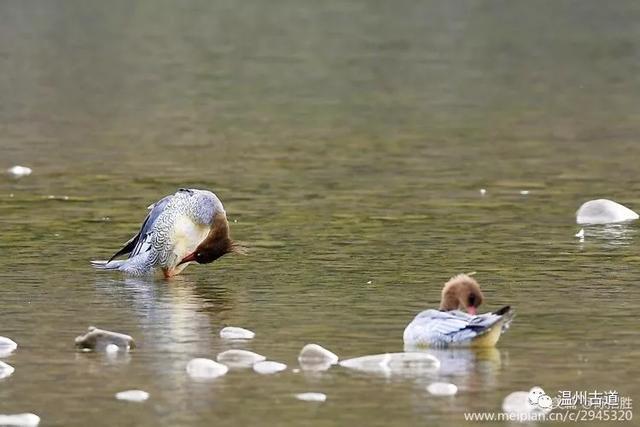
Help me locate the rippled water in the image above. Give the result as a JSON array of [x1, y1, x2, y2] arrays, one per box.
[[1, 1, 639, 426]]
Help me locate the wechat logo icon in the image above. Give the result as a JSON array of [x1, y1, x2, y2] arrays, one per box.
[[528, 387, 553, 409]]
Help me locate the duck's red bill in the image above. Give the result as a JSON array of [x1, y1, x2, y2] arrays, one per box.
[[178, 252, 197, 265], [467, 306, 477, 316]]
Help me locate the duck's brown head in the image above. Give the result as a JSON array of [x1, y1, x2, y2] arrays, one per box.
[[439, 274, 484, 315], [179, 212, 245, 265]]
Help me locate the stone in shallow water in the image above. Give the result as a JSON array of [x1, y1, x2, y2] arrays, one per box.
[[186, 358, 229, 379], [219, 326, 255, 340], [576, 199, 639, 225], [503, 387, 552, 415], [0, 361, 15, 379], [0, 336, 17, 357], [295, 392, 326, 402], [253, 361, 287, 375], [298, 344, 338, 371], [502, 391, 531, 414], [74, 327, 135, 352], [339, 352, 440, 376], [6, 166, 32, 178], [105, 344, 120, 354], [0, 413, 40, 426], [115, 390, 150, 402], [217, 349, 266, 368], [427, 382, 458, 396]]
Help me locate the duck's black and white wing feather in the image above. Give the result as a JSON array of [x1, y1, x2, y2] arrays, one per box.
[[107, 195, 173, 261]]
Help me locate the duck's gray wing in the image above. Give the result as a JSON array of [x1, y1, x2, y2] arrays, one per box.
[[108, 195, 173, 261], [404, 309, 505, 346]]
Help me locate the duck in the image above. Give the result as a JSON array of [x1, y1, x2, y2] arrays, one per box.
[[403, 274, 513, 348], [91, 188, 241, 277]]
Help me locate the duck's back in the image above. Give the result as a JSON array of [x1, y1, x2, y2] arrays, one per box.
[[134, 190, 214, 271], [403, 308, 511, 348]]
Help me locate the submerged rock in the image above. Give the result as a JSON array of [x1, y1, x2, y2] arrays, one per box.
[[217, 349, 265, 368], [503, 387, 552, 416], [502, 391, 530, 414], [253, 361, 287, 375], [219, 326, 255, 340], [75, 327, 135, 351], [339, 352, 440, 377], [298, 344, 338, 371], [105, 344, 120, 354], [427, 382, 458, 396], [576, 199, 639, 225], [0, 336, 17, 357], [0, 413, 40, 426], [186, 358, 228, 379], [0, 361, 15, 379], [115, 390, 150, 402], [6, 166, 32, 178], [295, 392, 327, 402]]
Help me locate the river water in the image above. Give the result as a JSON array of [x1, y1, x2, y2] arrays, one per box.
[[1, 1, 639, 426]]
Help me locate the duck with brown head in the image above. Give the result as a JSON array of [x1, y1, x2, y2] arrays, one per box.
[[439, 274, 485, 315], [91, 188, 243, 277], [178, 211, 245, 266], [403, 274, 514, 349]]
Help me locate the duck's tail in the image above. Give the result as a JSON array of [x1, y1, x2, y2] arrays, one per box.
[[493, 305, 515, 332], [90, 260, 125, 270]]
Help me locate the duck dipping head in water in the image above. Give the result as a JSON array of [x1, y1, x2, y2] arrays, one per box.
[[439, 274, 484, 315], [91, 188, 243, 277]]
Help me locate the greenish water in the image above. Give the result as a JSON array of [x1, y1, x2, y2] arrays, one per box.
[[1, 1, 639, 426]]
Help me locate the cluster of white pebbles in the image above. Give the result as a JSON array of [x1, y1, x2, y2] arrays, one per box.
[[2, 327, 448, 425]]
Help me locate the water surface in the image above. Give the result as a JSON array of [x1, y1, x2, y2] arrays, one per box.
[[1, 1, 639, 426]]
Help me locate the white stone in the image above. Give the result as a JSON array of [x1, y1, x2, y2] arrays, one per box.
[[219, 326, 255, 340], [7, 166, 32, 178], [295, 392, 326, 402], [105, 344, 119, 354], [253, 361, 287, 375], [186, 358, 228, 379], [520, 190, 530, 195], [503, 387, 552, 416], [427, 382, 458, 396], [480, 188, 487, 195], [0, 413, 40, 426], [115, 390, 149, 402], [0, 336, 17, 357], [217, 350, 265, 368], [0, 361, 15, 379], [339, 352, 439, 376], [298, 344, 338, 371], [503, 391, 533, 415], [576, 199, 639, 225]]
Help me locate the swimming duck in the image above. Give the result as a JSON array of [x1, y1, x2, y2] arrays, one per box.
[[403, 274, 513, 348], [91, 188, 241, 277]]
